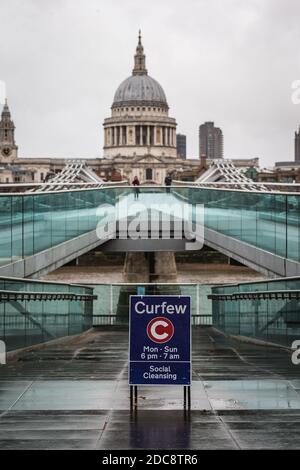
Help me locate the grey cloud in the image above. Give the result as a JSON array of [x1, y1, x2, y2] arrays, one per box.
[[0, 0, 299, 165]]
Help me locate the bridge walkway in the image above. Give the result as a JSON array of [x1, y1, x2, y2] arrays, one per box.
[[1, 327, 300, 449]]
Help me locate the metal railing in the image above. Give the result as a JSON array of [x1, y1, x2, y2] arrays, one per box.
[[90, 283, 213, 327], [211, 278, 300, 346], [2, 180, 300, 195], [92, 314, 212, 327], [0, 276, 95, 351]]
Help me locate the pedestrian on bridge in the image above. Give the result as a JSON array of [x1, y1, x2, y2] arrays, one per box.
[[165, 173, 172, 193], [132, 176, 140, 199]]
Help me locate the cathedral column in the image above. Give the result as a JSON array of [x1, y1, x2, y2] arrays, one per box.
[[140, 125, 143, 145], [147, 126, 150, 146], [157, 126, 162, 145], [126, 126, 130, 145], [119, 126, 123, 146], [134, 126, 138, 145], [164, 127, 167, 146]]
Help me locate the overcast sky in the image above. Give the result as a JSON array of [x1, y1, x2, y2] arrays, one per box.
[[0, 0, 299, 166]]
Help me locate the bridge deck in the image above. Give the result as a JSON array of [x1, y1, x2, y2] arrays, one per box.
[[2, 188, 300, 277], [1, 327, 300, 449]]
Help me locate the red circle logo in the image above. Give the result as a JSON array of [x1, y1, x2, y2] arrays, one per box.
[[147, 317, 174, 344]]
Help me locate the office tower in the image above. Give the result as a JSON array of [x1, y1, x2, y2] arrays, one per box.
[[176, 133, 186, 159], [199, 121, 223, 159]]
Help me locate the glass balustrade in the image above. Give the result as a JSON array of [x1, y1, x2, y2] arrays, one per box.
[[90, 283, 212, 326], [0, 277, 94, 351], [211, 277, 300, 346], [0, 186, 300, 267]]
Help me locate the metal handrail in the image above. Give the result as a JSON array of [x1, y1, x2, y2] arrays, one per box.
[[1, 183, 300, 196], [208, 290, 300, 301], [0, 290, 97, 302]]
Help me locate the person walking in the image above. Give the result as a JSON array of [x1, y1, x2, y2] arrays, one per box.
[[164, 173, 172, 193], [132, 176, 140, 199]]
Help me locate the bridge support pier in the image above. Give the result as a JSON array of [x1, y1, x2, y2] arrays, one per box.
[[117, 252, 178, 323], [123, 252, 150, 282], [123, 252, 177, 283], [151, 251, 177, 282]]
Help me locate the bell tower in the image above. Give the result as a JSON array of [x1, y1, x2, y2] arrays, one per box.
[[0, 99, 18, 161]]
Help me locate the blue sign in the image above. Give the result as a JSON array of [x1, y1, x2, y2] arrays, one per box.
[[129, 295, 191, 385]]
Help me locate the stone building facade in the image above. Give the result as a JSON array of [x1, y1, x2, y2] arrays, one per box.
[[104, 32, 177, 161], [101, 32, 194, 184]]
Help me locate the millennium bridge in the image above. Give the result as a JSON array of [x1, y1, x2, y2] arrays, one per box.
[[1, 174, 300, 449]]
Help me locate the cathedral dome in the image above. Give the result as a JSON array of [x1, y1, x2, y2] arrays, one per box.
[[111, 31, 168, 110], [112, 74, 168, 109]]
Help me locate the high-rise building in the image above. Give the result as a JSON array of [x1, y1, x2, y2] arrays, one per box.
[[295, 127, 300, 163], [176, 133, 186, 159], [199, 121, 223, 159]]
